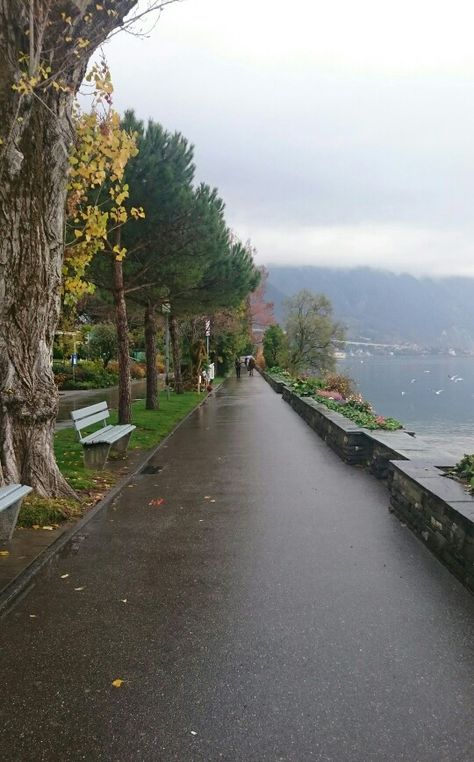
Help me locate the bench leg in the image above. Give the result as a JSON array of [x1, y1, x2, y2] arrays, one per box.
[[83, 443, 110, 470], [110, 433, 132, 459], [0, 499, 22, 543]]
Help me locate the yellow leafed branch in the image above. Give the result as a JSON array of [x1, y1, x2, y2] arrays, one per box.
[[64, 64, 144, 304]]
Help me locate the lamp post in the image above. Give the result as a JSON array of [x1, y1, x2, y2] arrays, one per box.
[[55, 330, 80, 383], [162, 302, 171, 401]]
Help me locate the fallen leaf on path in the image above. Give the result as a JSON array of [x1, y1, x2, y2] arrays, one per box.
[[74, 587, 85, 591], [0, 550, 9, 557], [60, 574, 69, 579], [32, 524, 40, 530], [112, 678, 124, 688], [149, 498, 165, 507], [210, 499, 216, 503], [203, 496, 211, 499], [29, 614, 37, 618], [42, 525, 54, 531], [190, 730, 197, 736], [120, 599, 127, 604]]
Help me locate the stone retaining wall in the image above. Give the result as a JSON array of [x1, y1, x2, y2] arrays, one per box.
[[259, 369, 288, 395], [388, 462, 474, 591], [281, 387, 371, 465]]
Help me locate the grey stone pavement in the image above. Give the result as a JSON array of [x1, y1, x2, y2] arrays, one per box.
[[1, 375, 474, 761]]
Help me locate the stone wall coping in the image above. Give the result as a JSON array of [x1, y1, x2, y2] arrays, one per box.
[[390, 460, 474, 519]]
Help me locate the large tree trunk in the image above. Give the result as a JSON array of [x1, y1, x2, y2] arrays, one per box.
[[113, 259, 132, 424], [0, 0, 141, 495], [0, 59, 77, 497], [144, 303, 159, 410], [169, 315, 183, 394]]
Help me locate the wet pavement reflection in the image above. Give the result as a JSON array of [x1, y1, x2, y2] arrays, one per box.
[[1, 374, 474, 761]]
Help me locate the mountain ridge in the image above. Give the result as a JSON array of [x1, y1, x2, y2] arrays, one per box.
[[266, 266, 474, 350]]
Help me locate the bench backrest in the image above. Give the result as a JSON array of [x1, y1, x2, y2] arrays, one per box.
[[70, 401, 110, 439], [0, 484, 33, 510]]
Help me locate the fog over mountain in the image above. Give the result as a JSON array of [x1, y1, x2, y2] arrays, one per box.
[[266, 266, 474, 350]]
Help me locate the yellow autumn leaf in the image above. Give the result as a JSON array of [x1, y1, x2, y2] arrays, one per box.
[[0, 550, 10, 557], [112, 678, 124, 688]]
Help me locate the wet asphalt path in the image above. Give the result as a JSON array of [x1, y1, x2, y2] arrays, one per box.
[[1, 375, 474, 761]]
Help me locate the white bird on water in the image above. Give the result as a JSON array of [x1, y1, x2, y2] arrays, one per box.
[[455, 377, 464, 382], [424, 370, 431, 373], [410, 378, 416, 383], [435, 389, 444, 395]]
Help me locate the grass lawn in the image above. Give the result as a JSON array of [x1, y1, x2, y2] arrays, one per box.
[[18, 384, 222, 528]]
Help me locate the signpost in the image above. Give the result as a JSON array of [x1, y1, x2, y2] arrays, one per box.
[[205, 318, 210, 358]]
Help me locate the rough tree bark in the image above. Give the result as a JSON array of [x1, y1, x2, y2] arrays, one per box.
[[144, 303, 159, 410], [113, 258, 132, 424], [169, 315, 183, 394], [0, 0, 141, 495]]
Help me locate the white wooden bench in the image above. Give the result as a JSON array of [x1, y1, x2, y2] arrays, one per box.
[[0, 484, 33, 542], [71, 402, 136, 469]]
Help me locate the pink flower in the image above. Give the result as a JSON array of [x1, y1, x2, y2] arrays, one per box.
[[318, 390, 344, 401]]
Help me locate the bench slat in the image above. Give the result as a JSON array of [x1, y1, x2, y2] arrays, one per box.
[[0, 484, 33, 512], [81, 424, 115, 444], [83, 424, 136, 446], [74, 410, 110, 433], [71, 401, 109, 422]]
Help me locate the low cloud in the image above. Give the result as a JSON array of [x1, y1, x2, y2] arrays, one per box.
[[246, 223, 474, 278]]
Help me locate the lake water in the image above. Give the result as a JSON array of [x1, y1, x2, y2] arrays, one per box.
[[338, 355, 474, 458]]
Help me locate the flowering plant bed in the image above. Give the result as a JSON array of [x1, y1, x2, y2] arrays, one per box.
[[268, 368, 403, 431]]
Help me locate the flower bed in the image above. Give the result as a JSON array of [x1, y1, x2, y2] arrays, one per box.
[[270, 368, 403, 432]]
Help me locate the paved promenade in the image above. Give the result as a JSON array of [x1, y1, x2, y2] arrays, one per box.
[[1, 375, 474, 761]]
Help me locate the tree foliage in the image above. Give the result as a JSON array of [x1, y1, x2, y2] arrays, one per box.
[[64, 65, 144, 303], [284, 290, 344, 374], [86, 323, 118, 369], [263, 324, 287, 368]]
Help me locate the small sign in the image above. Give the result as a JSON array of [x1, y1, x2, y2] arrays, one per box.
[[205, 320, 211, 337], [161, 302, 171, 314], [71, 353, 78, 366]]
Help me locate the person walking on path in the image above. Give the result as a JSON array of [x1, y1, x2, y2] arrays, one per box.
[[235, 357, 241, 378], [248, 356, 256, 376]]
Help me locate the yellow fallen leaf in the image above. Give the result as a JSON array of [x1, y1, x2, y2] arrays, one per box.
[[120, 599, 127, 603], [0, 550, 9, 557], [32, 524, 40, 530], [204, 495, 211, 499], [29, 614, 37, 618], [74, 587, 85, 591], [112, 678, 124, 688], [42, 525, 54, 531], [60, 573, 69, 579]]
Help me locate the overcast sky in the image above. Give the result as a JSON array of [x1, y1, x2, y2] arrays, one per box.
[[103, 0, 474, 276]]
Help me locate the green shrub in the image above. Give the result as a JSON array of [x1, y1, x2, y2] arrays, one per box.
[[451, 454, 474, 491], [53, 359, 119, 390], [290, 376, 324, 396]]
